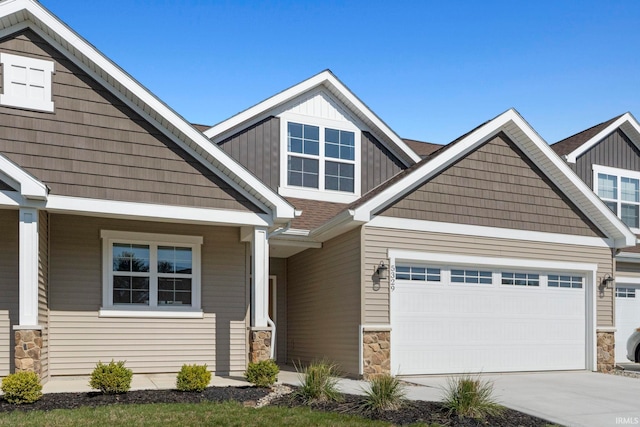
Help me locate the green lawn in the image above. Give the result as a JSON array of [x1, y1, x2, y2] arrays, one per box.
[[0, 401, 436, 427]]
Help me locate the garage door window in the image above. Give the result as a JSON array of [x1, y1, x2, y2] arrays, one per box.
[[501, 272, 539, 287], [616, 287, 636, 298], [548, 275, 583, 289], [451, 269, 492, 284], [396, 266, 440, 282]]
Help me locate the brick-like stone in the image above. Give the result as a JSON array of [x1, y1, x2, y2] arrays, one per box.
[[249, 329, 273, 364], [597, 331, 615, 374], [14, 329, 43, 377], [362, 331, 391, 379]]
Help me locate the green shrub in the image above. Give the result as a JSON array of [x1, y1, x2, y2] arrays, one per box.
[[176, 364, 211, 392], [244, 359, 279, 387], [89, 360, 133, 394], [442, 374, 503, 419], [1, 371, 42, 404], [360, 374, 406, 412], [294, 360, 342, 403]]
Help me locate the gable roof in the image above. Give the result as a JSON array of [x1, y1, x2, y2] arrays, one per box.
[[204, 70, 422, 166], [0, 151, 47, 200], [551, 112, 640, 163], [402, 139, 443, 158], [323, 109, 634, 247], [0, 0, 294, 222]]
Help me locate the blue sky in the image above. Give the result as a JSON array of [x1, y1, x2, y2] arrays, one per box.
[[42, 1, 640, 145]]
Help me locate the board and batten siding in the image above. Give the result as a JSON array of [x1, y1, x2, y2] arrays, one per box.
[[361, 132, 405, 194], [38, 211, 49, 380], [0, 30, 259, 213], [379, 133, 603, 238], [218, 117, 281, 191], [363, 226, 614, 326], [0, 209, 18, 376], [573, 129, 640, 189], [48, 214, 248, 376], [287, 228, 361, 375]]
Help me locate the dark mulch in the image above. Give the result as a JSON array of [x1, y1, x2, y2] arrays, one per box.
[[0, 386, 269, 413], [273, 392, 559, 427]]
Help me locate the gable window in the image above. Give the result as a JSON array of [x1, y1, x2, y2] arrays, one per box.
[[279, 114, 360, 203], [0, 52, 54, 112], [101, 230, 203, 317], [593, 165, 640, 229]]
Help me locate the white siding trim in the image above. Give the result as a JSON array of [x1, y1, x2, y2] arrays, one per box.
[[615, 276, 640, 285], [565, 113, 640, 163], [251, 227, 269, 327], [369, 216, 612, 248], [98, 309, 204, 319], [0, 153, 47, 200]]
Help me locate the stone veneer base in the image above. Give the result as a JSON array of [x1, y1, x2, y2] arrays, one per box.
[[362, 330, 390, 379], [14, 329, 42, 377], [249, 328, 273, 363], [597, 331, 615, 373]]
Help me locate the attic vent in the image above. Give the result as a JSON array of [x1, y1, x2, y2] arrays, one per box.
[[0, 52, 54, 112]]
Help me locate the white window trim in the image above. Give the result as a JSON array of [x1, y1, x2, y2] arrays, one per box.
[[100, 230, 203, 318], [278, 112, 361, 203], [593, 164, 640, 233], [0, 52, 54, 112]]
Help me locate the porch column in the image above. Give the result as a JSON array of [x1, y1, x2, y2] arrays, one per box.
[[249, 226, 272, 362], [15, 208, 42, 376]]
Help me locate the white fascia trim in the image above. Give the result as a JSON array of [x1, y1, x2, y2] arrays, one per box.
[[368, 216, 612, 247], [387, 249, 599, 274], [614, 276, 640, 285], [566, 113, 640, 163], [99, 309, 204, 319], [269, 238, 322, 249], [45, 195, 271, 226], [354, 109, 636, 247], [309, 209, 362, 241], [205, 70, 421, 165], [616, 253, 640, 263], [0, 1, 294, 221], [100, 230, 203, 245], [0, 153, 47, 200]]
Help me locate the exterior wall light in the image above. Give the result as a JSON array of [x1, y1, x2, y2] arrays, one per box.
[[376, 261, 388, 280], [602, 274, 614, 288]]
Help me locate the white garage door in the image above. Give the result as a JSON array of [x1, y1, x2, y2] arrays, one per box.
[[391, 264, 587, 375], [615, 285, 640, 363]]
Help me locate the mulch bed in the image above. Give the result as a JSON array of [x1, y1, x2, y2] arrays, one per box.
[[0, 386, 560, 426], [273, 392, 558, 427], [0, 386, 269, 413]]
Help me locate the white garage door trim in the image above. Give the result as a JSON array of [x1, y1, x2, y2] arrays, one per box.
[[614, 277, 640, 363], [387, 250, 598, 374]]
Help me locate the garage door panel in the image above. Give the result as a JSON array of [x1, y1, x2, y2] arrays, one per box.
[[391, 266, 586, 375], [615, 285, 640, 363]]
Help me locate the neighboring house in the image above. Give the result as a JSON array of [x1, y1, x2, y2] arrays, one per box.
[[0, 0, 634, 383], [552, 113, 640, 365]]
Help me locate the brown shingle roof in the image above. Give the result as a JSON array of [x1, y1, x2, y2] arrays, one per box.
[[551, 115, 623, 156], [402, 138, 443, 158], [286, 197, 349, 230], [191, 123, 211, 133]]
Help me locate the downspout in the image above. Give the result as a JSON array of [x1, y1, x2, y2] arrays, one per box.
[[265, 221, 292, 359]]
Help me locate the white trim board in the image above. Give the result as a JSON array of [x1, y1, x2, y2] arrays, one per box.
[[565, 112, 640, 163], [0, 153, 47, 200], [369, 216, 612, 248], [614, 276, 640, 285]]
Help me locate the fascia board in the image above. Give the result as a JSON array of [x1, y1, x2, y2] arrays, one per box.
[[0, 153, 47, 200], [205, 71, 421, 165], [565, 113, 635, 163], [10, 0, 294, 220], [309, 209, 361, 242]]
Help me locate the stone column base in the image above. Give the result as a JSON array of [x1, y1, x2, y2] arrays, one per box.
[[249, 328, 272, 363], [597, 331, 615, 373], [14, 329, 42, 377], [363, 330, 390, 379]]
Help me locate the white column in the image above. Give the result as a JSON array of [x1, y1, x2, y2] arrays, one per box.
[[251, 227, 269, 327], [18, 208, 39, 327]]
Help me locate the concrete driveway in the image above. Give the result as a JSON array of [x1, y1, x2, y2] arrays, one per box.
[[402, 371, 640, 427]]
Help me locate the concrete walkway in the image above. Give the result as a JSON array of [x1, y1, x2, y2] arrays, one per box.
[[35, 369, 640, 427]]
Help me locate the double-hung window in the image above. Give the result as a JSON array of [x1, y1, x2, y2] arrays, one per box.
[[284, 119, 358, 201], [101, 231, 203, 317], [594, 165, 640, 229]]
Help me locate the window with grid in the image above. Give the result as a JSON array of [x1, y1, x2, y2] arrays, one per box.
[[501, 272, 540, 286], [595, 166, 640, 228], [102, 231, 201, 311], [0, 52, 55, 112], [286, 121, 355, 193], [548, 275, 583, 289], [396, 266, 441, 282], [451, 269, 492, 284], [616, 287, 636, 298]]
